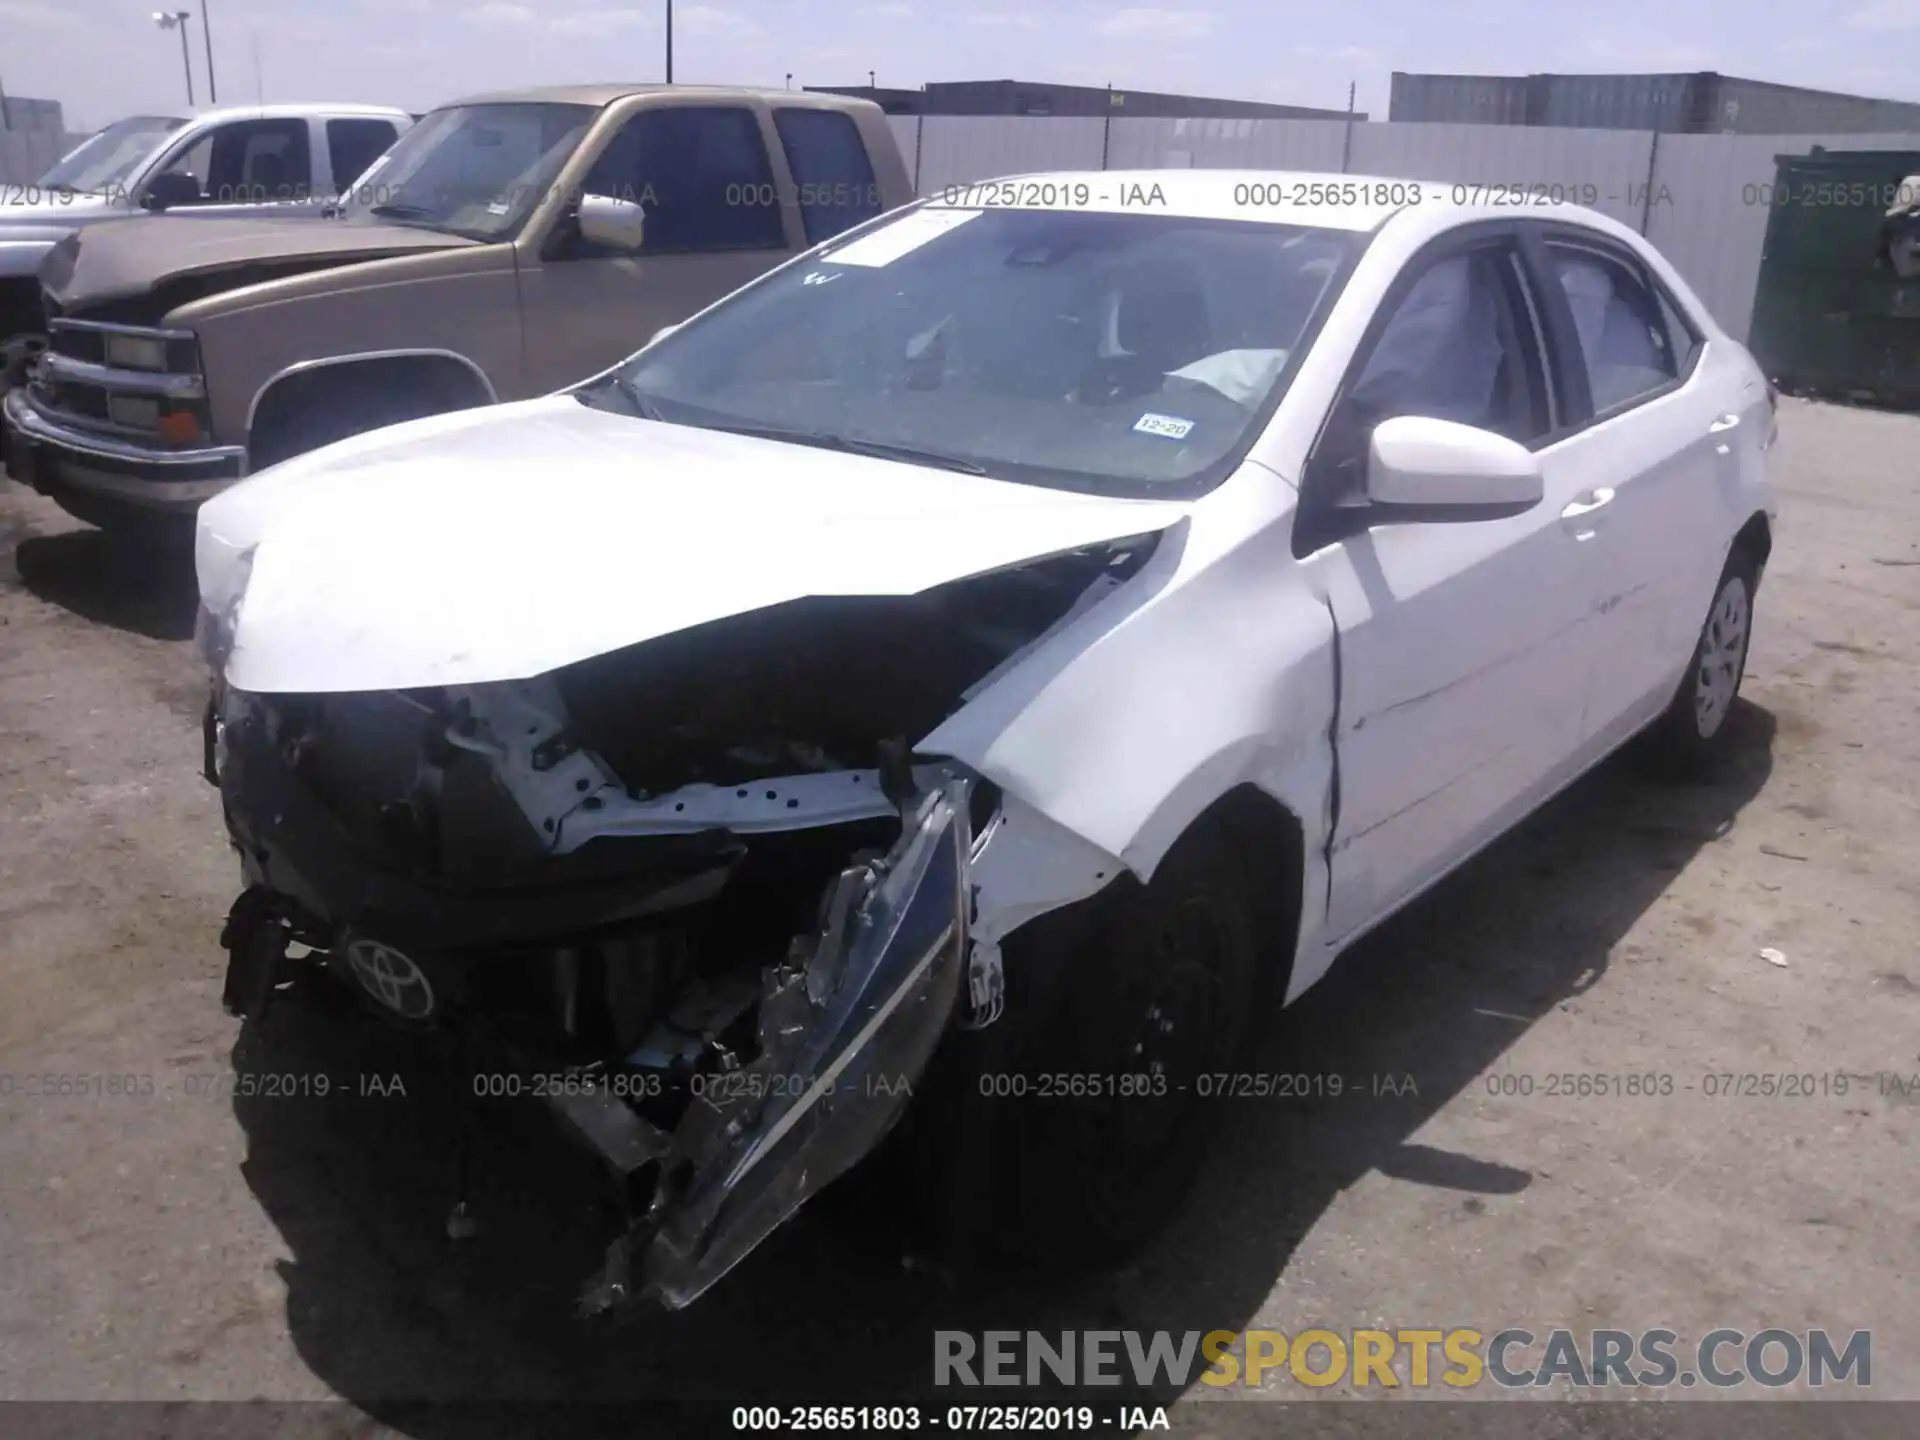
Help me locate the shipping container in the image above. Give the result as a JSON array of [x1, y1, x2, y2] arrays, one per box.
[[1391, 71, 1920, 136], [1748, 149, 1920, 407], [810, 80, 1355, 121]]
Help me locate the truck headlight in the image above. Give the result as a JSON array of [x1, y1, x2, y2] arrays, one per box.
[[104, 334, 170, 371], [107, 394, 162, 430]]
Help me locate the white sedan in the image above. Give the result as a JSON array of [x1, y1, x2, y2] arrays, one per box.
[[192, 171, 1776, 1311]]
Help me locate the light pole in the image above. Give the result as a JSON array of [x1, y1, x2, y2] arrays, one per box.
[[153, 11, 195, 106], [664, 0, 673, 83], [201, 0, 218, 103]]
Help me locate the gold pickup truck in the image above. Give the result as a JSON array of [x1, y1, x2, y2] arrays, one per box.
[[3, 84, 911, 536]]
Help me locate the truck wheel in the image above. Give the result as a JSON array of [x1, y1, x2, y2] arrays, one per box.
[[1641, 546, 1760, 776], [910, 823, 1261, 1268]]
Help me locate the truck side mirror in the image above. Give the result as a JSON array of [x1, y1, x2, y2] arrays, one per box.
[[578, 192, 647, 252], [142, 171, 203, 212]]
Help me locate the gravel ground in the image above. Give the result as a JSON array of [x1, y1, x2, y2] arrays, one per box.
[[0, 398, 1915, 1436]]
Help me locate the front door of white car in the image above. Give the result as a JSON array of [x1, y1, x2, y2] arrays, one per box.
[[1525, 228, 1750, 751], [1294, 229, 1604, 944]]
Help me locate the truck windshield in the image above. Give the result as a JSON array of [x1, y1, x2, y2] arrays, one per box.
[[336, 102, 596, 241], [596, 205, 1361, 500], [38, 115, 187, 194]]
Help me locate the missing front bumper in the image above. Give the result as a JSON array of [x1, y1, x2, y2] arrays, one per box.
[[218, 770, 974, 1313], [577, 772, 972, 1311]]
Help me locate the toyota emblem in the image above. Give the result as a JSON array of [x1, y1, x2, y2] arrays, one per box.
[[345, 937, 436, 1020]]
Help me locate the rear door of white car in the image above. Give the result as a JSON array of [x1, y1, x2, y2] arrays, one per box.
[[1293, 221, 1603, 943], [1520, 223, 1752, 751]]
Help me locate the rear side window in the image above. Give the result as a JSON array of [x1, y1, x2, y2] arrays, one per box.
[[773, 108, 883, 244], [327, 118, 400, 190], [583, 106, 786, 254], [1656, 287, 1703, 374], [1545, 242, 1681, 413]]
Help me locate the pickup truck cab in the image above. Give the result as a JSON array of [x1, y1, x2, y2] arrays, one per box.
[[3, 86, 910, 536], [0, 104, 412, 383]]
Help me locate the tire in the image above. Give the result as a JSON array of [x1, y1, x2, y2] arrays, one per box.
[[1642, 546, 1760, 775], [910, 823, 1262, 1268]]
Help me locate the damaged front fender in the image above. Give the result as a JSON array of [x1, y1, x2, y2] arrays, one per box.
[[570, 773, 973, 1312]]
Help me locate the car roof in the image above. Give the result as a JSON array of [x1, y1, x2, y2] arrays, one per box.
[[919, 169, 1627, 236], [920, 170, 1411, 232], [180, 103, 411, 123], [444, 83, 875, 111]]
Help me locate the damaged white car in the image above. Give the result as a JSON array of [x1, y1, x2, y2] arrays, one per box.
[[194, 172, 1777, 1313]]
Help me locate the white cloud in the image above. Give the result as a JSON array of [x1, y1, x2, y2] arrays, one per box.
[[1295, 43, 1380, 68], [864, 2, 913, 14], [0, 0, 88, 29], [1846, 0, 1920, 29], [467, 2, 651, 33], [467, 2, 535, 23], [551, 7, 653, 38], [680, 4, 761, 37], [1098, 8, 1215, 38], [1577, 33, 1716, 70], [965, 12, 1041, 27]]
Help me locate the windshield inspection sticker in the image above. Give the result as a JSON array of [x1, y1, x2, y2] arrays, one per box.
[[823, 207, 982, 267], [1133, 412, 1195, 440]]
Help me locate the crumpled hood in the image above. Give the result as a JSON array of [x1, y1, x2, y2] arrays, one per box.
[[41, 214, 474, 311], [197, 395, 1192, 695]]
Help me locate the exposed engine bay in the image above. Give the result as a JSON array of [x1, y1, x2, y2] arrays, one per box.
[[207, 534, 1158, 1310]]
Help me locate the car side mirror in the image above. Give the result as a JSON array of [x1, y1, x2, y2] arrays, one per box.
[[578, 192, 647, 252], [1365, 415, 1544, 521], [141, 171, 203, 212]]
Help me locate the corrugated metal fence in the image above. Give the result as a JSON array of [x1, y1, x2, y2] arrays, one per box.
[[889, 115, 1920, 343]]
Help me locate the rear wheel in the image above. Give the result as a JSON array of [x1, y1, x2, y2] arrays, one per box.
[[1642, 547, 1759, 774]]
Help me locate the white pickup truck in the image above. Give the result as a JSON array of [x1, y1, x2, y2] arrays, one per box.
[[1, 103, 412, 392]]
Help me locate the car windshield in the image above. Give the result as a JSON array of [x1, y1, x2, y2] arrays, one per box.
[[37, 115, 187, 194], [594, 205, 1361, 498], [336, 101, 596, 241]]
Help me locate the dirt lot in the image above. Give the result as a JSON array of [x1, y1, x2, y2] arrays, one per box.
[[0, 399, 1916, 1435]]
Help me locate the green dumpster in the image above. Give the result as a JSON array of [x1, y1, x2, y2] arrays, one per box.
[[1748, 148, 1920, 407]]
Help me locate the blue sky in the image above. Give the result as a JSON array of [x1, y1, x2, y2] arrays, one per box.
[[5, 0, 1920, 130]]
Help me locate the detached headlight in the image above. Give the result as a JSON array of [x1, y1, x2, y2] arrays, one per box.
[[103, 333, 170, 371]]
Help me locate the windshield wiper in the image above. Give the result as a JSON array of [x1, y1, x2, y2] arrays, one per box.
[[367, 202, 440, 223], [696, 419, 990, 475]]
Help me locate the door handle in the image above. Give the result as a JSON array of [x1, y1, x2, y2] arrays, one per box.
[[1560, 487, 1616, 521], [1708, 413, 1741, 433], [1559, 486, 1615, 541]]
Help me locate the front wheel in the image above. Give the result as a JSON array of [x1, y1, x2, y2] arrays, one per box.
[[911, 825, 1263, 1268], [1642, 548, 1759, 774]]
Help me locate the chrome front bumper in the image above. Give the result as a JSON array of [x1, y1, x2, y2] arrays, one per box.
[[3, 386, 245, 512]]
